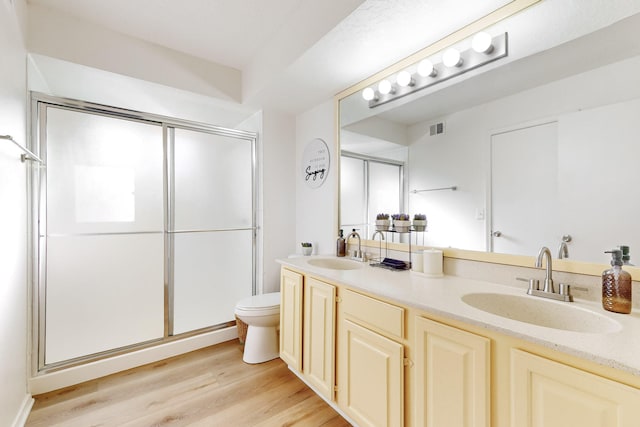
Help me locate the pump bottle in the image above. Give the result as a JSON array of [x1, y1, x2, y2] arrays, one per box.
[[602, 249, 632, 314], [336, 229, 346, 257]]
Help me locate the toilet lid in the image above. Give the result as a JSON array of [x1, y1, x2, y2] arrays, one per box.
[[236, 292, 281, 311]]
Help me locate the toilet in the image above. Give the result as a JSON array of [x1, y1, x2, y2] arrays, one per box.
[[234, 292, 281, 364]]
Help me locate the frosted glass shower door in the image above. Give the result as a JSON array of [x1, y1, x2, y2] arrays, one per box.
[[340, 154, 403, 238], [43, 107, 165, 365], [171, 127, 254, 335], [340, 156, 366, 229], [369, 162, 402, 225]]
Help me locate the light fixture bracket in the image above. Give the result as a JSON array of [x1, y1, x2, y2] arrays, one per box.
[[367, 32, 508, 108]]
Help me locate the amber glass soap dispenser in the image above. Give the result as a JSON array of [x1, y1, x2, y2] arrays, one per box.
[[336, 229, 346, 257], [602, 249, 632, 314]]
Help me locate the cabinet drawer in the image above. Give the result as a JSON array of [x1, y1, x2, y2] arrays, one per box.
[[341, 289, 404, 339]]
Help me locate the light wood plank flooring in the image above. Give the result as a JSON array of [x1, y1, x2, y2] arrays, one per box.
[[26, 340, 351, 427]]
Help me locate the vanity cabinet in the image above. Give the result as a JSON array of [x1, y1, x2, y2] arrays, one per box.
[[303, 277, 336, 401], [280, 268, 303, 371], [279, 269, 337, 401], [414, 316, 490, 427], [337, 289, 405, 427], [278, 264, 640, 427], [510, 349, 640, 427]]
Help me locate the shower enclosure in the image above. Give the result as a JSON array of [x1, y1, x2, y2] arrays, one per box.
[[340, 151, 405, 240], [30, 94, 257, 370]]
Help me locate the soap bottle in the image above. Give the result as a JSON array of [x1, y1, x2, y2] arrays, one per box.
[[336, 229, 346, 257], [602, 249, 632, 314]]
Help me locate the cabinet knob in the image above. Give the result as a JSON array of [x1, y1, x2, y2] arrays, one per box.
[[492, 231, 502, 237]]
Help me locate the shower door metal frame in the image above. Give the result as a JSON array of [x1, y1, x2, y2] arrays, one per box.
[[29, 92, 258, 373]]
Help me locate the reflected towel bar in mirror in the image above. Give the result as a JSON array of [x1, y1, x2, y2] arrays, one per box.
[[1, 134, 44, 163], [411, 186, 457, 193]]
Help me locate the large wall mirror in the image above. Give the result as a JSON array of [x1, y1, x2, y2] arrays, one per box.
[[338, 3, 640, 269]]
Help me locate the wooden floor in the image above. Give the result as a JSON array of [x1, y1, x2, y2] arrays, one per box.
[[26, 340, 351, 427]]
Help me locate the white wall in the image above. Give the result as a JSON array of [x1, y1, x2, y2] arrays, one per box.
[[0, 1, 33, 425], [261, 110, 297, 291], [239, 108, 297, 294], [296, 100, 337, 255]]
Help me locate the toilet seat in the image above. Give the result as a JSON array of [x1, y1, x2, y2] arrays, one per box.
[[235, 293, 280, 310], [234, 292, 280, 317]]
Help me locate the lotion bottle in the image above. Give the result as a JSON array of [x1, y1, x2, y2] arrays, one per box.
[[336, 229, 346, 257], [602, 249, 632, 314]]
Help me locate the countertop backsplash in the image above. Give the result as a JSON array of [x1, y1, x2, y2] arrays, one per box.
[[346, 241, 640, 309]]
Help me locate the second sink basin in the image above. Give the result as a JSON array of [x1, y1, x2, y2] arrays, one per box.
[[461, 292, 621, 334], [306, 257, 364, 270]]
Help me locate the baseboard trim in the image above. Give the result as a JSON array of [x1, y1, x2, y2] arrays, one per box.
[[29, 326, 238, 395], [12, 394, 34, 427]]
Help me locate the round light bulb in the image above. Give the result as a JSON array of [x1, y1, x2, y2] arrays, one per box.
[[417, 59, 436, 77], [396, 71, 413, 87], [472, 32, 493, 54], [378, 79, 393, 95], [362, 87, 376, 101], [443, 48, 463, 68]]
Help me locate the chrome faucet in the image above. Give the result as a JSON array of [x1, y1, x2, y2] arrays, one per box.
[[349, 229, 364, 261], [536, 246, 554, 293], [371, 230, 385, 261], [557, 241, 569, 259], [371, 230, 385, 242], [517, 246, 572, 302]]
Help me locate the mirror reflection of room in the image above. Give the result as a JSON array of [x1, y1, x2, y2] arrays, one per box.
[[340, 13, 640, 264]]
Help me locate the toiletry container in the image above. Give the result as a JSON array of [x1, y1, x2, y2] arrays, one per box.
[[336, 229, 346, 257], [423, 249, 444, 277], [602, 249, 632, 314]]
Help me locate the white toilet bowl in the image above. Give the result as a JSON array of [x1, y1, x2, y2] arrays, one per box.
[[234, 292, 281, 364]]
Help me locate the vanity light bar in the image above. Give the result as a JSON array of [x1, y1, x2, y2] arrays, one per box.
[[364, 32, 508, 108]]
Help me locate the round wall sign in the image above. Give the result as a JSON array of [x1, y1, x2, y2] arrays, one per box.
[[302, 138, 330, 188]]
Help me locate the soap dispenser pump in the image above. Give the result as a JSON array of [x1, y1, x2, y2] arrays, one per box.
[[602, 249, 632, 314]]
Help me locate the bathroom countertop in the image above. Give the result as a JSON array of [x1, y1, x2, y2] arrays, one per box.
[[277, 256, 640, 377]]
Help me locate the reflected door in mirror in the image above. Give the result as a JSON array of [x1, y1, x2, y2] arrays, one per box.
[[491, 122, 559, 256]]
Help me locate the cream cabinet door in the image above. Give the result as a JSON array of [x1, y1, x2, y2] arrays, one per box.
[[414, 316, 490, 427], [338, 319, 404, 427], [511, 349, 640, 427], [303, 277, 336, 401], [279, 269, 303, 371]]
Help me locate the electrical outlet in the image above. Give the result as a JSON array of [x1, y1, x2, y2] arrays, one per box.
[[475, 208, 485, 220]]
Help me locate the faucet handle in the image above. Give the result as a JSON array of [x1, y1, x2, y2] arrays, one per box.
[[558, 283, 574, 302], [517, 277, 539, 292]]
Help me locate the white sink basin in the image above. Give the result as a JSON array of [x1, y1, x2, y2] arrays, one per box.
[[306, 257, 364, 270], [461, 293, 621, 334]]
